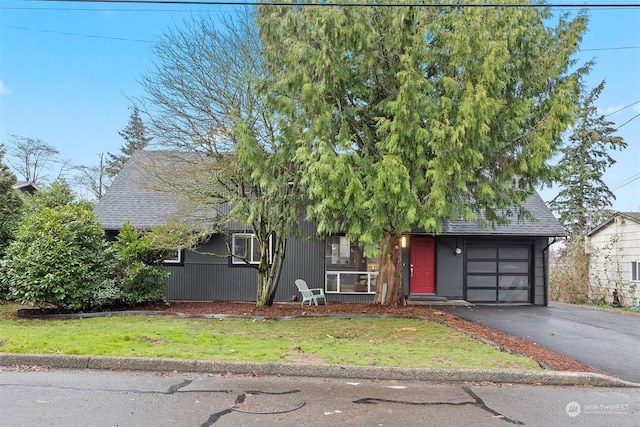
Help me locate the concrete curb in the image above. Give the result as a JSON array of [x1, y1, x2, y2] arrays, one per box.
[[1, 353, 638, 388]]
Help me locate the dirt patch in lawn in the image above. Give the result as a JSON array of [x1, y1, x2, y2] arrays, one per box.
[[133, 300, 604, 374]]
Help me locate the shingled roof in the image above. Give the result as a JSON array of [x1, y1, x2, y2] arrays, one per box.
[[96, 150, 566, 237], [94, 151, 185, 231], [438, 192, 567, 237]]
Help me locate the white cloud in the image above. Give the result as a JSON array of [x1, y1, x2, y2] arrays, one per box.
[[0, 80, 9, 95], [633, 103, 640, 114]]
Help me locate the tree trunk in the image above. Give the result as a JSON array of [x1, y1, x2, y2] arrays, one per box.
[[256, 235, 286, 307], [373, 233, 406, 307]]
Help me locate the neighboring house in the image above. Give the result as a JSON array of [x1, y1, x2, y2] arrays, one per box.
[[585, 212, 640, 306], [12, 181, 39, 194], [94, 151, 566, 305]]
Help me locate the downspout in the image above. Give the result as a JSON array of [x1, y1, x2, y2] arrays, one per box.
[[542, 237, 558, 306]]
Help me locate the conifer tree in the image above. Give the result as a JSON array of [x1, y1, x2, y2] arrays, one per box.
[[550, 80, 627, 236], [259, 1, 587, 305], [106, 106, 152, 178]]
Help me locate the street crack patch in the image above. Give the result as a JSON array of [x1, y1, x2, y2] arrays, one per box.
[[201, 389, 304, 426], [353, 386, 524, 425], [462, 386, 524, 425], [167, 379, 193, 394]]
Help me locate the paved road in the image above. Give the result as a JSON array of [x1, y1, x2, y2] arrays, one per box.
[[1, 368, 639, 426], [442, 303, 640, 382]]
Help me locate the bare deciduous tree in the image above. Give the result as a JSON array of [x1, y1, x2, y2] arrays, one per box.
[[5, 135, 63, 184], [74, 152, 110, 201], [140, 9, 302, 306]]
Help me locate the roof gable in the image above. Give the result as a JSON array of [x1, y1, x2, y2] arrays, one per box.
[[94, 151, 185, 231], [587, 212, 640, 237]]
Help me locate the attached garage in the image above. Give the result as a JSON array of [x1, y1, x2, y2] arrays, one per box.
[[409, 194, 566, 306]]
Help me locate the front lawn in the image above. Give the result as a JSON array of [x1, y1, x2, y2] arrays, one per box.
[[0, 302, 540, 370]]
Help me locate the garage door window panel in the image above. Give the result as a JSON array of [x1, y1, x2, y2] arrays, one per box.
[[467, 289, 497, 301], [499, 276, 529, 289], [467, 262, 497, 273], [467, 247, 497, 259], [499, 247, 529, 259], [467, 276, 497, 288], [498, 261, 529, 274], [499, 289, 529, 302]]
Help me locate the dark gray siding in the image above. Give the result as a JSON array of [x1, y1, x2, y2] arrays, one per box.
[[534, 237, 548, 305], [164, 230, 550, 305], [165, 264, 257, 300], [165, 234, 258, 300], [436, 237, 464, 299], [277, 221, 374, 303], [276, 221, 325, 302], [164, 221, 375, 303]]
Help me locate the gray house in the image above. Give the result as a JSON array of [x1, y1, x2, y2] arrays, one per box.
[[95, 151, 566, 305]]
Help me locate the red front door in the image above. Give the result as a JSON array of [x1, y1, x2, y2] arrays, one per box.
[[410, 237, 435, 294]]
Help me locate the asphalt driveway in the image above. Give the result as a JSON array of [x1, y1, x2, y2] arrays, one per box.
[[442, 302, 640, 383]]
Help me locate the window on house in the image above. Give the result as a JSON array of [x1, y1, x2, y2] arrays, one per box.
[[163, 250, 183, 265], [325, 236, 378, 293], [232, 233, 270, 265], [632, 261, 640, 282]]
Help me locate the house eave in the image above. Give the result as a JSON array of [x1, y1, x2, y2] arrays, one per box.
[[586, 212, 640, 237]]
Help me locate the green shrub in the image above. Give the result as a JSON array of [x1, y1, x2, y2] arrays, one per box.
[[0, 146, 22, 258], [2, 207, 169, 311], [0, 259, 9, 299], [106, 222, 169, 307], [20, 179, 77, 216], [4, 204, 109, 310]]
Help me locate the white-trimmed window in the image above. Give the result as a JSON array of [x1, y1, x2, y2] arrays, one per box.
[[232, 233, 271, 265], [631, 261, 640, 282], [163, 250, 183, 265], [325, 236, 379, 293]]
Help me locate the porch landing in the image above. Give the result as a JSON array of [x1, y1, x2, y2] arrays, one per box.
[[406, 299, 473, 306]]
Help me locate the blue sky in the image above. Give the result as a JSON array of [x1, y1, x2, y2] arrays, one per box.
[[1, 1, 639, 210]]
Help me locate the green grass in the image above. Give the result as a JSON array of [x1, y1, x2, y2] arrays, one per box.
[[0, 303, 540, 370]]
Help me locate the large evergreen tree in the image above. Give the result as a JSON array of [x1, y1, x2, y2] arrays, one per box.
[[549, 80, 627, 236], [259, 1, 587, 305], [106, 106, 153, 178]]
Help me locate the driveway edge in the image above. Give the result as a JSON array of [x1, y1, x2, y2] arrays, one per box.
[[1, 353, 638, 388]]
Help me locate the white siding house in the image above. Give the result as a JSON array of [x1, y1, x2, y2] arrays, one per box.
[[585, 212, 640, 306]]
